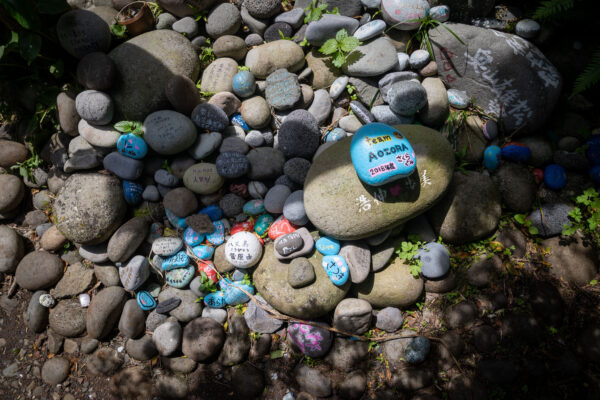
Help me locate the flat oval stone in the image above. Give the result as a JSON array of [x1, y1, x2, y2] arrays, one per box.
[[103, 152, 144, 180], [183, 163, 225, 195], [144, 110, 198, 155], [183, 227, 205, 247], [123, 180, 143, 205], [165, 265, 195, 288], [117, 133, 148, 159], [204, 291, 227, 308], [416, 242, 450, 279], [255, 214, 274, 237], [162, 251, 190, 271], [321, 255, 350, 286], [206, 220, 226, 246], [225, 231, 263, 268], [330, 76, 348, 100], [350, 123, 417, 186], [78, 120, 120, 148], [192, 245, 214, 260], [265, 69, 301, 111], [119, 255, 150, 291], [165, 209, 188, 230], [275, 231, 304, 257], [305, 124, 455, 240], [232, 70, 256, 98], [156, 297, 182, 314], [188, 131, 222, 160], [316, 237, 341, 256], [350, 100, 375, 124], [152, 237, 183, 257], [136, 291, 157, 311], [483, 146, 501, 171], [353, 19, 386, 41], [243, 200, 265, 216], [191, 103, 229, 132]]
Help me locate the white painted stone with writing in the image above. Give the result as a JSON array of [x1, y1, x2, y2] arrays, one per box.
[[152, 237, 183, 257], [225, 231, 263, 268]]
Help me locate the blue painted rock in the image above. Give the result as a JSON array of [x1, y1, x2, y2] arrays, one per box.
[[321, 255, 350, 286], [243, 199, 265, 216], [416, 242, 450, 279], [590, 165, 600, 184], [117, 133, 148, 159], [316, 237, 341, 256], [586, 136, 600, 165], [544, 164, 567, 190], [123, 180, 143, 205], [151, 237, 183, 256], [429, 5, 450, 22], [183, 226, 205, 246], [232, 70, 256, 98], [447, 89, 469, 109], [192, 244, 214, 260], [136, 291, 157, 310], [204, 291, 227, 308], [265, 69, 302, 110], [225, 231, 263, 268], [162, 251, 190, 271], [165, 208, 188, 229], [483, 145, 501, 171], [501, 142, 531, 162], [165, 265, 195, 288], [350, 123, 417, 186], [353, 19, 386, 41], [404, 336, 430, 364], [223, 280, 255, 305], [323, 128, 347, 143], [381, 0, 430, 31], [231, 113, 250, 131], [254, 214, 274, 237], [288, 322, 333, 358], [206, 220, 226, 245], [200, 205, 223, 221]]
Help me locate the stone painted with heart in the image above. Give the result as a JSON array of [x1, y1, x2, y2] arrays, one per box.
[[350, 123, 417, 186], [136, 291, 157, 310], [165, 265, 195, 288], [206, 220, 225, 245], [321, 255, 350, 286], [183, 226, 205, 246], [268, 215, 296, 240], [192, 245, 215, 260], [243, 199, 265, 216], [166, 208, 188, 229], [255, 214, 274, 237], [225, 231, 263, 268], [117, 133, 148, 159], [162, 251, 190, 271], [123, 180, 144, 205], [204, 291, 227, 308], [316, 236, 340, 255]]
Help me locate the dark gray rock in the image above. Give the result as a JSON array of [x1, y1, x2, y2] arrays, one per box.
[[57, 10, 111, 58], [339, 241, 371, 284], [103, 152, 144, 180], [245, 0, 280, 19], [192, 103, 229, 132], [332, 298, 372, 334], [153, 317, 182, 356], [388, 80, 427, 117], [288, 257, 316, 288], [172, 16, 198, 38], [338, 371, 367, 400], [108, 217, 149, 263], [264, 22, 293, 43], [182, 317, 225, 361], [0, 225, 24, 273], [445, 302, 477, 329], [231, 363, 265, 399], [325, 338, 368, 372], [375, 307, 403, 332], [295, 364, 331, 397], [283, 190, 308, 226], [118, 299, 146, 339], [216, 152, 250, 179], [0, 174, 24, 214], [165, 74, 202, 115], [206, 3, 241, 39], [87, 347, 123, 376], [77, 52, 116, 91], [86, 286, 128, 339], [126, 334, 158, 361], [244, 295, 284, 333], [219, 193, 245, 217], [163, 187, 198, 217], [493, 162, 537, 213], [278, 110, 321, 159]]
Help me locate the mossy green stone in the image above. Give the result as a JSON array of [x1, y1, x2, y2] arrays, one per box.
[[304, 125, 455, 240]]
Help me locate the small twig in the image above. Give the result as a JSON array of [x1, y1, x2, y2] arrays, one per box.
[[7, 277, 17, 298]]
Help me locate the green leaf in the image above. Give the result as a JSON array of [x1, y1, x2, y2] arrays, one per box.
[[2, 0, 40, 30], [335, 28, 348, 42], [514, 214, 527, 224], [331, 50, 345, 68], [270, 350, 284, 359], [319, 38, 339, 55], [18, 31, 41, 64], [528, 225, 539, 235], [340, 36, 360, 52], [114, 121, 133, 133], [561, 224, 577, 236]]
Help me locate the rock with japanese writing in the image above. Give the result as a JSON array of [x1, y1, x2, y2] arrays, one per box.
[[288, 322, 333, 358], [381, 0, 430, 30], [165, 265, 195, 288], [183, 163, 225, 195], [225, 231, 263, 268], [204, 291, 227, 308], [162, 251, 190, 271], [430, 23, 561, 133], [321, 255, 350, 286], [305, 125, 454, 240], [316, 237, 341, 256], [265, 69, 302, 110], [152, 237, 183, 257], [350, 123, 417, 186], [274, 231, 304, 257], [191, 103, 229, 132]]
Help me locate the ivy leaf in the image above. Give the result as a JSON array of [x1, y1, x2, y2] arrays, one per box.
[[18, 31, 41, 64], [335, 28, 348, 42], [319, 38, 338, 55], [340, 36, 360, 52]]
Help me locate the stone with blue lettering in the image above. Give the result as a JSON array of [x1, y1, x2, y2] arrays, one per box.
[[206, 220, 225, 246], [322, 255, 349, 286], [231, 113, 250, 131], [136, 291, 157, 310], [447, 89, 469, 109], [429, 5, 450, 22], [324, 128, 347, 143], [204, 291, 227, 308], [162, 251, 190, 271], [183, 226, 205, 246], [316, 237, 341, 256], [192, 244, 214, 260], [483, 145, 501, 171], [544, 164, 567, 190], [165, 265, 195, 288], [117, 133, 148, 159], [232, 70, 256, 98], [350, 123, 417, 186], [243, 199, 265, 216], [254, 214, 274, 237], [200, 205, 223, 221], [353, 19, 386, 41], [123, 180, 143, 205], [165, 208, 188, 229]]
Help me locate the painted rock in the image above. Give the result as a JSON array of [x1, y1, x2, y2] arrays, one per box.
[[123, 180, 143, 205], [274, 231, 304, 256], [225, 231, 263, 268], [501, 142, 531, 162], [204, 291, 227, 308], [544, 164, 567, 190], [136, 291, 157, 310], [231, 113, 250, 131], [590, 165, 600, 184], [483, 145, 501, 171], [232, 70, 256, 98], [243, 199, 265, 215], [117, 133, 148, 159], [321, 255, 350, 286], [350, 123, 417, 186], [222, 280, 255, 305], [183, 226, 205, 246], [152, 237, 183, 257], [193, 245, 215, 260], [230, 218, 255, 235], [119, 255, 150, 291], [165, 265, 195, 288], [353, 19, 386, 41], [447, 88, 469, 109], [162, 251, 190, 271], [429, 5, 450, 22], [404, 336, 430, 364], [155, 297, 181, 314], [532, 168, 544, 184], [200, 205, 223, 221], [316, 237, 341, 255], [255, 214, 274, 237], [206, 220, 225, 245], [274, 227, 314, 260], [165, 208, 188, 230], [288, 322, 333, 358], [151, 254, 165, 273], [268, 215, 296, 240], [381, 0, 430, 31], [197, 260, 218, 283], [324, 128, 347, 143]]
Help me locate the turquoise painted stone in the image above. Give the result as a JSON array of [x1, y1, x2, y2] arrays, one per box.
[[350, 123, 417, 186], [222, 279, 255, 305], [166, 208, 188, 229], [183, 226, 205, 246], [316, 237, 341, 255], [200, 205, 223, 221], [483, 145, 501, 171], [204, 291, 227, 308], [136, 291, 156, 310], [165, 265, 195, 288], [231, 113, 250, 131], [192, 244, 214, 259], [243, 199, 265, 216], [123, 180, 143, 205], [324, 128, 347, 143], [232, 70, 256, 98], [161, 251, 190, 271], [321, 255, 349, 286], [429, 5, 450, 22], [206, 220, 225, 245], [117, 133, 148, 159], [254, 213, 274, 237]]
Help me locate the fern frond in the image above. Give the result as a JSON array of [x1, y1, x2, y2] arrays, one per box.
[[571, 47, 600, 98], [533, 0, 574, 21]]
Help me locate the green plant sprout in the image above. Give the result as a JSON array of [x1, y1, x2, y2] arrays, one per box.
[[303, 0, 340, 23], [400, 15, 465, 61], [147, 1, 163, 19], [514, 213, 539, 236], [562, 188, 600, 245], [395, 236, 426, 277], [318, 29, 361, 68], [10, 153, 43, 183], [110, 23, 128, 39], [114, 120, 143, 136], [346, 83, 358, 100], [278, 30, 296, 41]]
